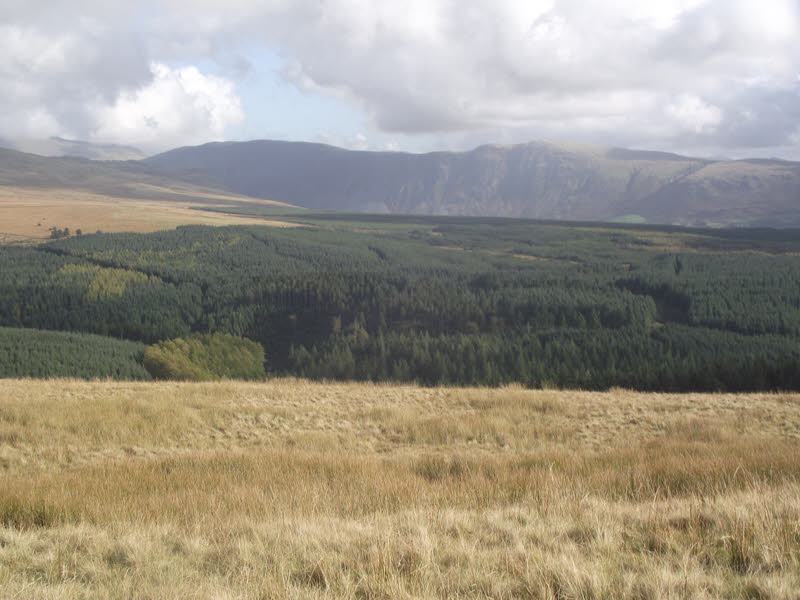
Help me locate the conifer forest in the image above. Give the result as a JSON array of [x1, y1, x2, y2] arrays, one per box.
[[2, 214, 799, 391]]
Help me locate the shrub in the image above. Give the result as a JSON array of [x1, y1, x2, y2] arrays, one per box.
[[143, 333, 266, 381]]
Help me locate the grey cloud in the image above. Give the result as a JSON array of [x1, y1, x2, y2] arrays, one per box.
[[0, 1, 244, 150], [687, 85, 800, 150], [221, 0, 799, 157], [0, 2, 152, 140], [1, 0, 799, 158]]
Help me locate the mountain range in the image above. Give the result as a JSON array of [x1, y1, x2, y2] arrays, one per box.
[[146, 139, 800, 227], [2, 137, 799, 227]]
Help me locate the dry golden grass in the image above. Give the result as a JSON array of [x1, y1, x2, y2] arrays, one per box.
[[0, 379, 799, 598], [0, 186, 298, 243]]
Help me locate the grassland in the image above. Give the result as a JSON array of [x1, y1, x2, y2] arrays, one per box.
[[0, 186, 299, 244], [0, 146, 304, 243], [0, 379, 798, 598]]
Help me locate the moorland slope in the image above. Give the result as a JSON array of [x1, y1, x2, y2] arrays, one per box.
[[0, 379, 798, 598], [0, 148, 298, 242]]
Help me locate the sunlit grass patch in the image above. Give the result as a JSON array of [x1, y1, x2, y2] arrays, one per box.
[[0, 379, 798, 598]]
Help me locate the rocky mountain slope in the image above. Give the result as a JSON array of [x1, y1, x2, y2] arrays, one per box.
[[146, 139, 800, 227]]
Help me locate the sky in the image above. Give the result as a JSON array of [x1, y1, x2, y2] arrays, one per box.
[[1, 0, 799, 159]]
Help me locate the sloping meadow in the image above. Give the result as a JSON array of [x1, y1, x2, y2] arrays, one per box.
[[1, 379, 798, 598]]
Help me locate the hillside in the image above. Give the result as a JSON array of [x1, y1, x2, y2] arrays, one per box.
[[1, 379, 798, 598], [0, 148, 299, 242], [0, 136, 147, 161], [0, 147, 236, 201], [146, 139, 800, 227], [0, 326, 150, 379]]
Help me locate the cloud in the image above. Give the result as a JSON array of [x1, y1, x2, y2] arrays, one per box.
[[155, 0, 797, 156], [300, 1, 796, 156], [0, 3, 242, 152], [665, 95, 723, 134], [0, 0, 799, 157], [94, 63, 244, 150]]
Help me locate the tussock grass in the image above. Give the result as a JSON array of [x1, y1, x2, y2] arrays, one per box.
[[0, 379, 799, 598]]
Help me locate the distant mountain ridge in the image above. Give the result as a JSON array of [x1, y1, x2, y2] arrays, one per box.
[[3, 137, 798, 227], [0, 146, 297, 243], [146, 139, 800, 227], [0, 147, 225, 199], [0, 137, 146, 161]]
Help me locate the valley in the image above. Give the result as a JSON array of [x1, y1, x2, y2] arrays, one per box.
[[0, 141, 799, 599], [4, 2, 798, 598]]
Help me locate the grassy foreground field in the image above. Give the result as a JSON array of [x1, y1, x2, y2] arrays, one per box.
[[0, 380, 798, 599]]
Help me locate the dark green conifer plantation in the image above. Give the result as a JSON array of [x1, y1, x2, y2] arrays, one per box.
[[1, 217, 799, 390], [0, 327, 151, 380]]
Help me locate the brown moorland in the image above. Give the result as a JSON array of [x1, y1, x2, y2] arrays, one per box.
[[0, 379, 798, 598], [0, 186, 301, 244]]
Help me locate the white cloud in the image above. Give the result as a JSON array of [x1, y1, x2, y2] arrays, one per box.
[[0, 5, 242, 152], [94, 63, 244, 150], [0, 0, 799, 157], [665, 95, 723, 134], [175, 0, 796, 156]]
